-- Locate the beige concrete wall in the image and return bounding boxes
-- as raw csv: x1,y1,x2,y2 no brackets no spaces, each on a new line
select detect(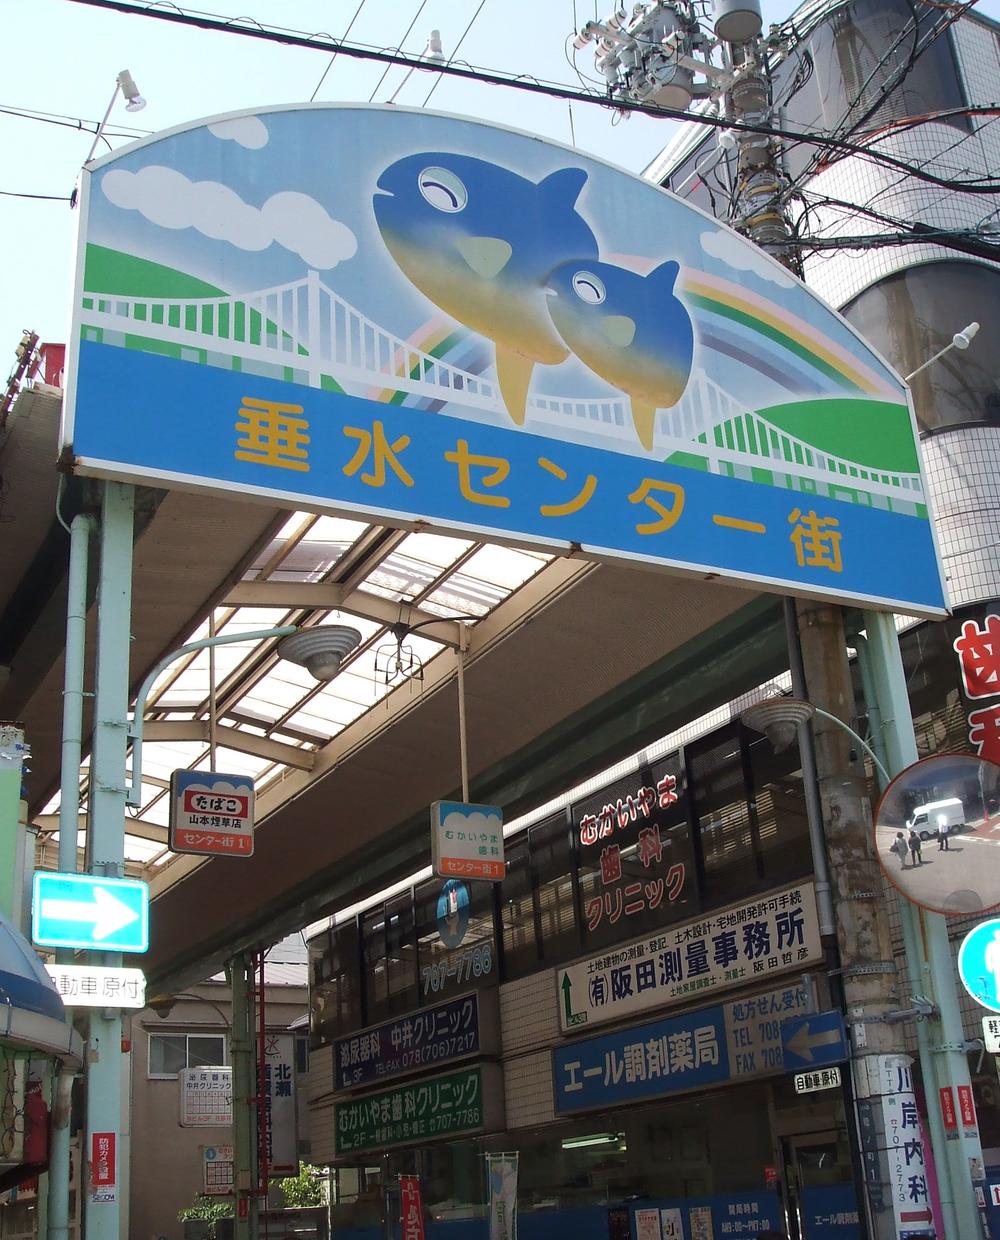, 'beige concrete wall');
127,981,306,1240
